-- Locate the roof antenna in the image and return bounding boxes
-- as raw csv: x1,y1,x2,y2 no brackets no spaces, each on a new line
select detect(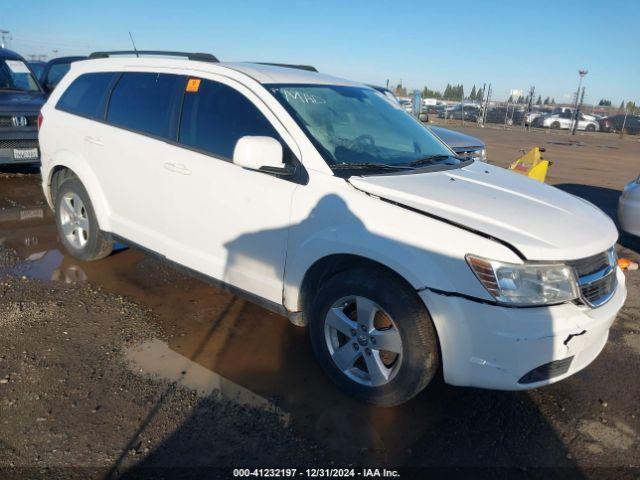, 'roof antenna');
128,31,139,57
